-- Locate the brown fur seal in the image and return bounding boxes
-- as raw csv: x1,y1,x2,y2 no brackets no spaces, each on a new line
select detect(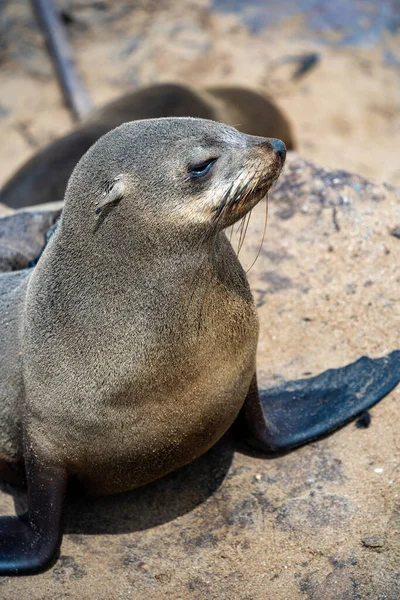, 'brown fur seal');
0,117,398,576
0,83,294,209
